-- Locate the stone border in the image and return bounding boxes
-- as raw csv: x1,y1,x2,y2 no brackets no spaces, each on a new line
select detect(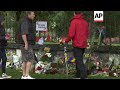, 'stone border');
6,43,120,54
